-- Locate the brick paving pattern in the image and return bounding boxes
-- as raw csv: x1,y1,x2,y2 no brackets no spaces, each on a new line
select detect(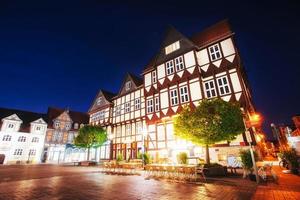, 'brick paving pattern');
0,165,298,200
